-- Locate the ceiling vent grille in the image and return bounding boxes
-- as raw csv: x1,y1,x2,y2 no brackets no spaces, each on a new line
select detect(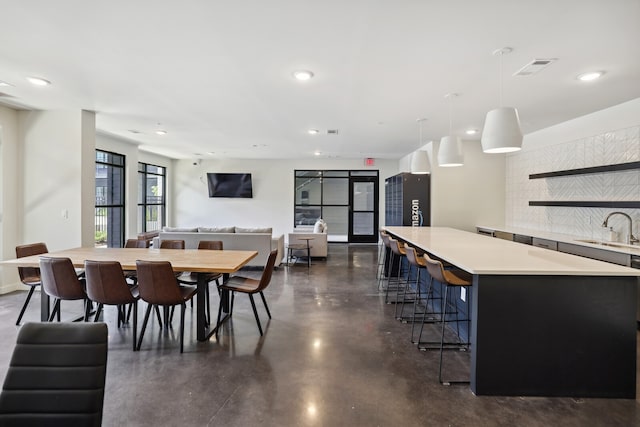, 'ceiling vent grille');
327,129,339,135
513,58,557,76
